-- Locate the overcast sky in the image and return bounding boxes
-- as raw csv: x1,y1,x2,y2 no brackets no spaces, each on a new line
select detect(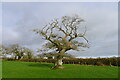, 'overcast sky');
1,2,118,58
